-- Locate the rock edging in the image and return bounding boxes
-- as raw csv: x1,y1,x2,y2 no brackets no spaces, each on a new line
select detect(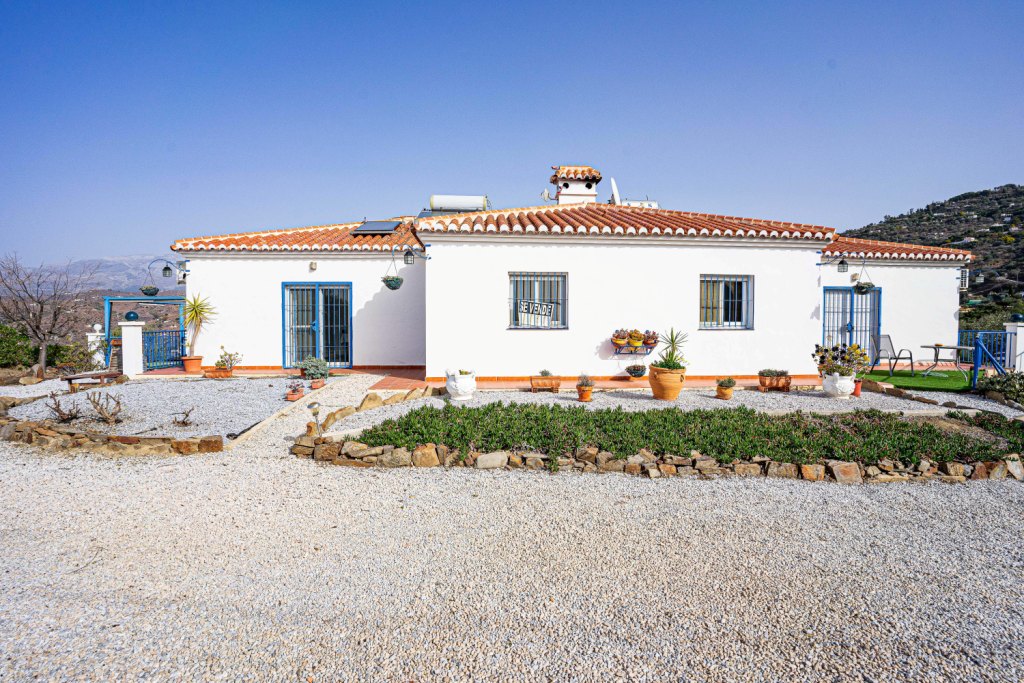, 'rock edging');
0,414,223,456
